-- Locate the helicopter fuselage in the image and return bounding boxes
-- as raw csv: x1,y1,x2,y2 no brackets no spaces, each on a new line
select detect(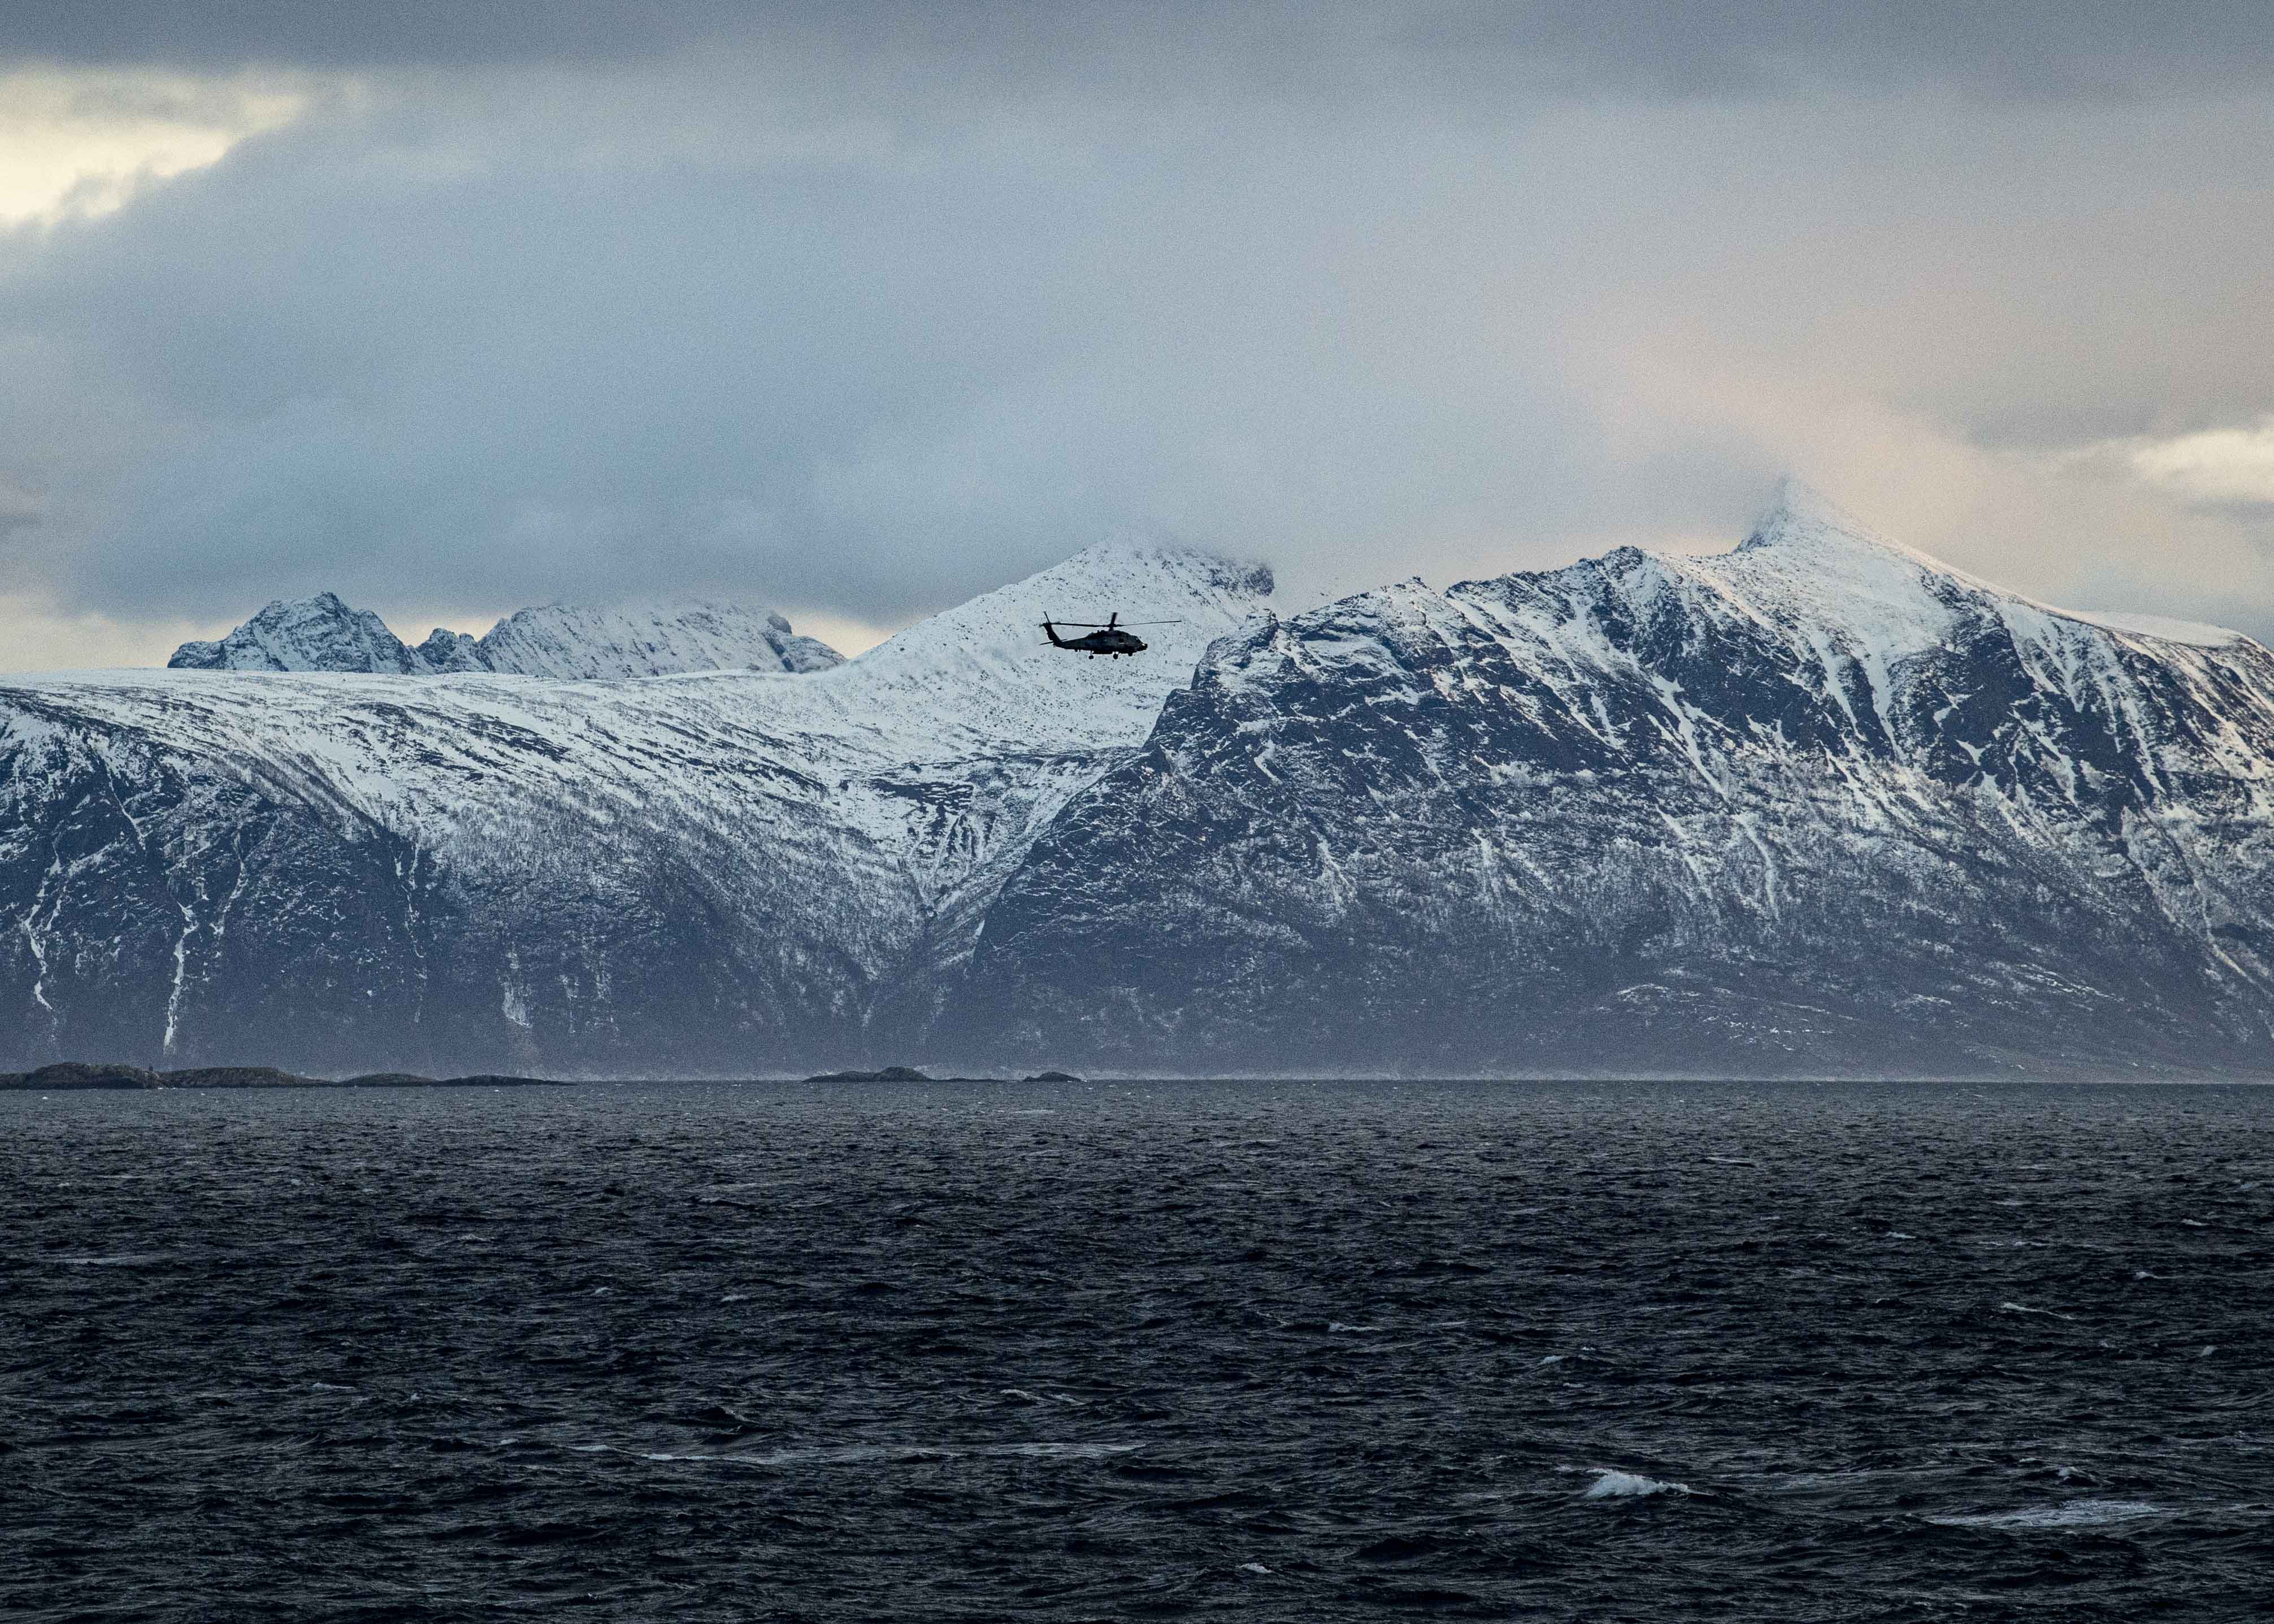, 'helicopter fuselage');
1042,618,1148,657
